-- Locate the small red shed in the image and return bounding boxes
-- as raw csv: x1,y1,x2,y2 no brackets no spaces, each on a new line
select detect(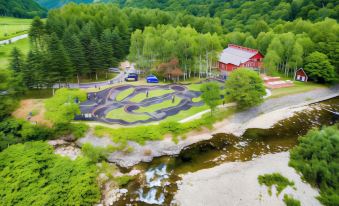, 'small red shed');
295,68,308,82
